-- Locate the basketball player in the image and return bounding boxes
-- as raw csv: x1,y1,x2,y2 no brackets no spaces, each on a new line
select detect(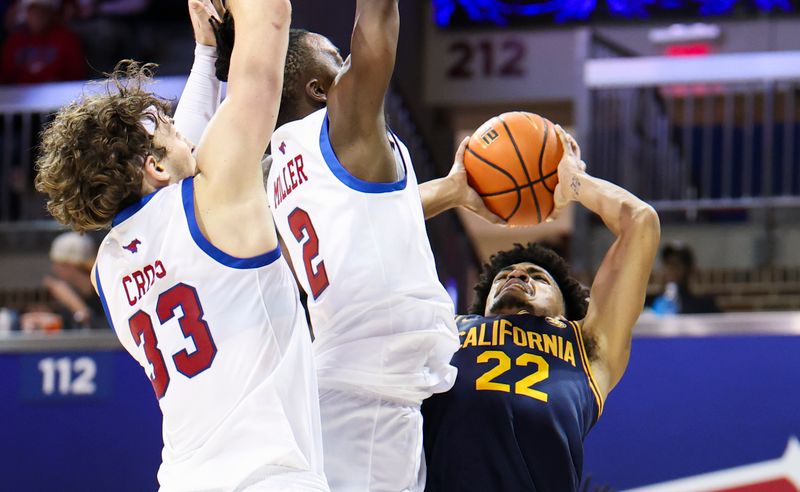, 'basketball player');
205,3,460,490
419,129,661,490
34,0,331,490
